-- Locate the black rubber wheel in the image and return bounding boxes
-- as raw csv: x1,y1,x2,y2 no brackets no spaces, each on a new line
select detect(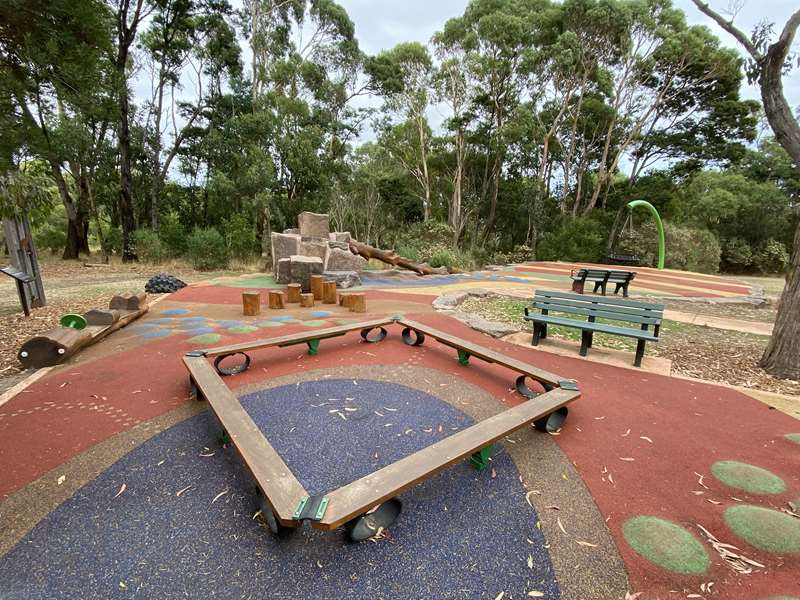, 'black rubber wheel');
213,352,252,376
401,327,425,346
533,407,569,433
256,487,294,537
360,327,388,343
345,498,402,542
